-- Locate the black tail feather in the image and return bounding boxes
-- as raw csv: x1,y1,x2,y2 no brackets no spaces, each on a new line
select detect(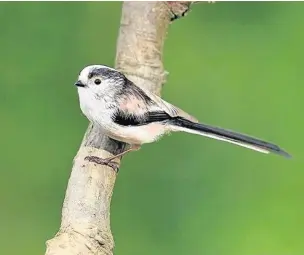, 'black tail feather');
170,117,291,158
